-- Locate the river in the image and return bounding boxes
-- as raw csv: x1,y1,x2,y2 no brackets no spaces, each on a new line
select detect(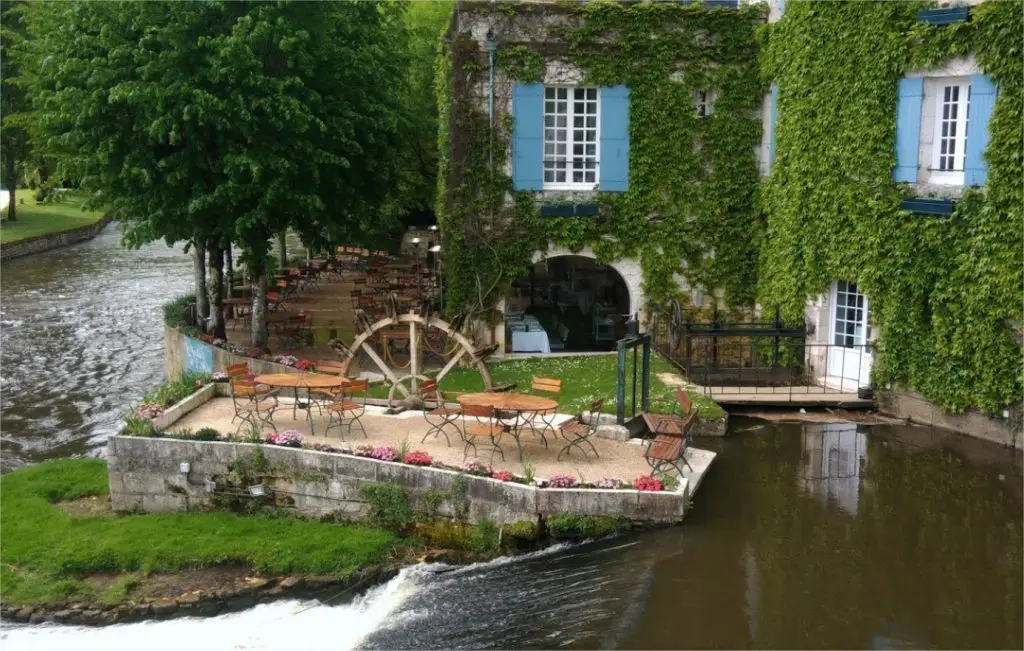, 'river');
1,233,1021,649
